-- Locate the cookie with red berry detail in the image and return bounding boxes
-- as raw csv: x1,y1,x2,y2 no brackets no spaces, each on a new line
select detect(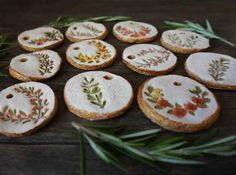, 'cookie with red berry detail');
9,50,62,81
0,82,58,137
137,75,220,133
113,21,158,43
18,27,64,51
